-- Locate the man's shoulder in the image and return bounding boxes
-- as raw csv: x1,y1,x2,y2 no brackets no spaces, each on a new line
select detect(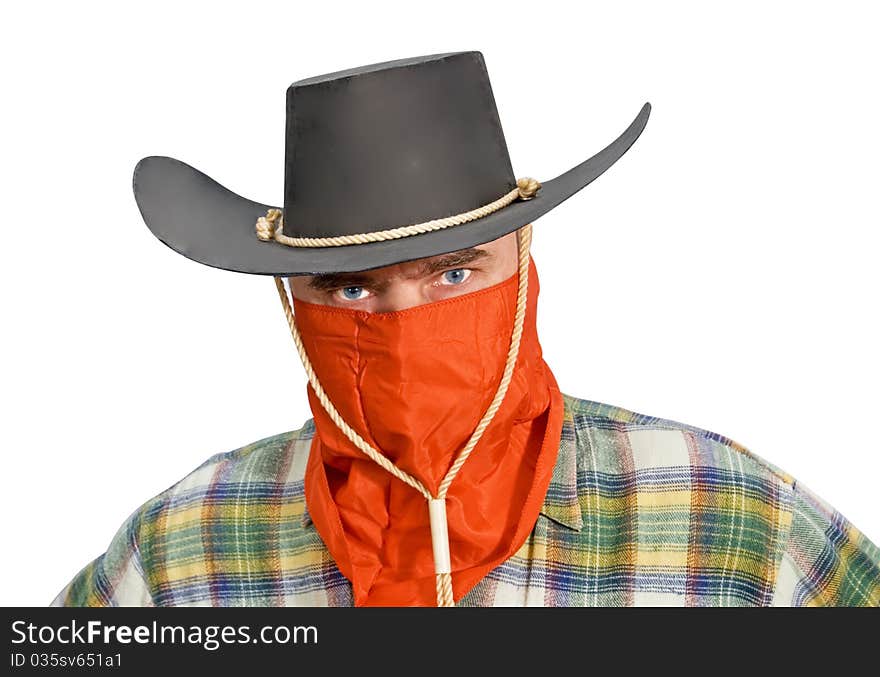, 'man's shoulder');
52,419,328,607
557,392,797,604
554,393,880,606
171,419,316,493
561,391,795,490
132,419,317,528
